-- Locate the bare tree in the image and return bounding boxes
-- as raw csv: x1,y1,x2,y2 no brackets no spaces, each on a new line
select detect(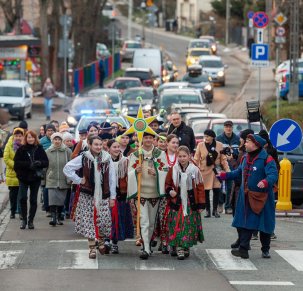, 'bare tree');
0,0,23,32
